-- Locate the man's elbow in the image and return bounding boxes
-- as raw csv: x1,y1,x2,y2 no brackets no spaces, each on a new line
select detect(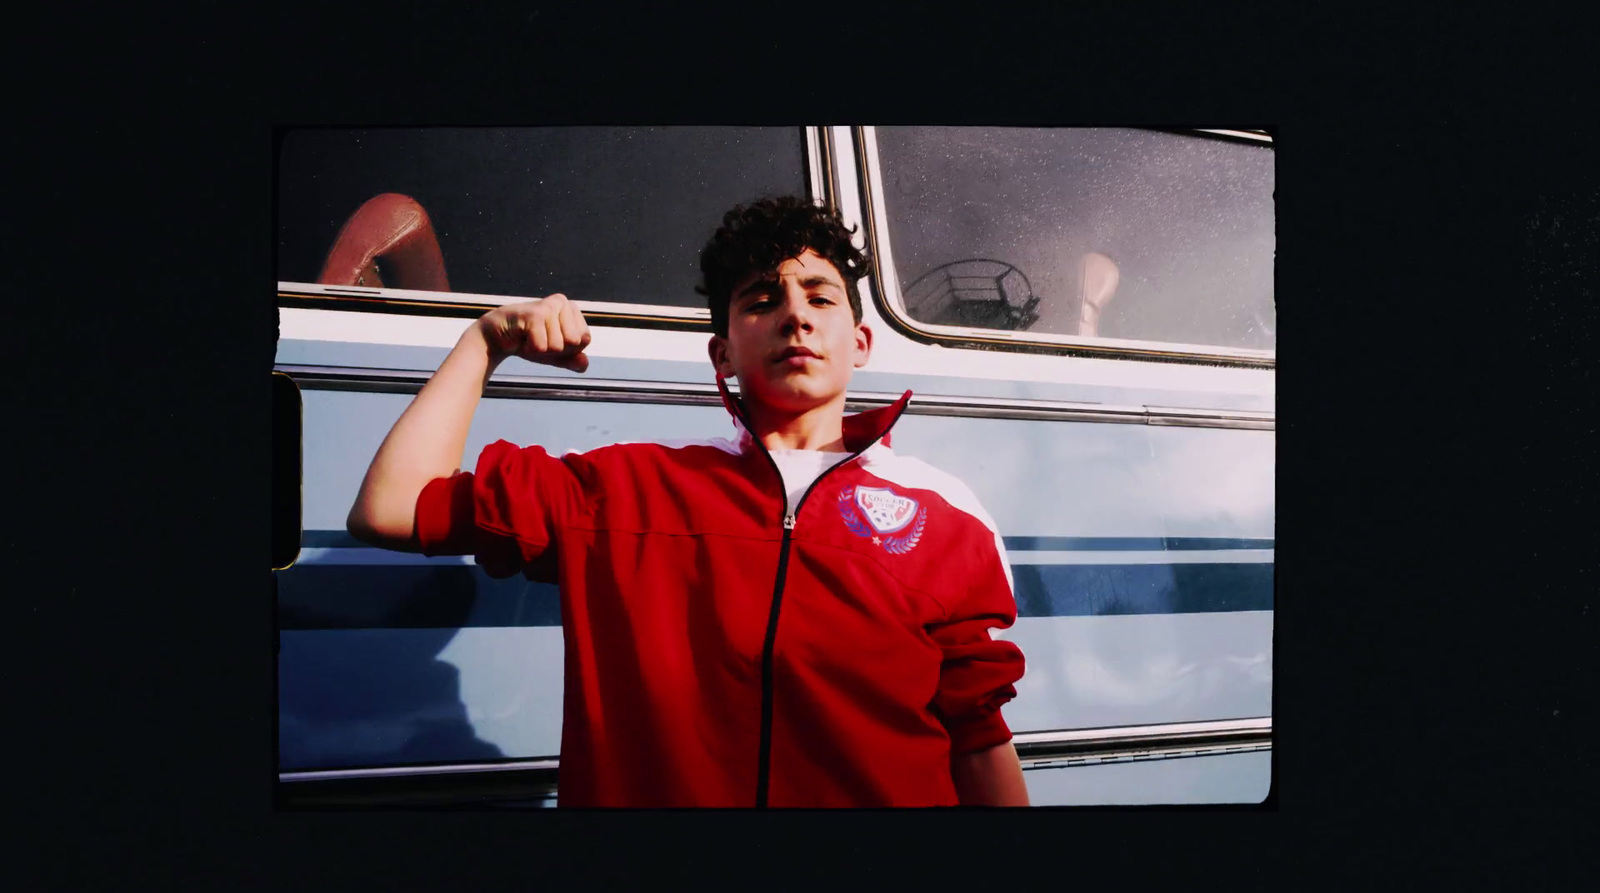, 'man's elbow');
346,510,373,545
346,505,418,552
346,508,382,548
